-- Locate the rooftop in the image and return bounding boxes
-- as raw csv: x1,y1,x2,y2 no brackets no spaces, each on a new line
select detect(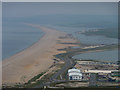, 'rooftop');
69,72,82,76
68,68,81,73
